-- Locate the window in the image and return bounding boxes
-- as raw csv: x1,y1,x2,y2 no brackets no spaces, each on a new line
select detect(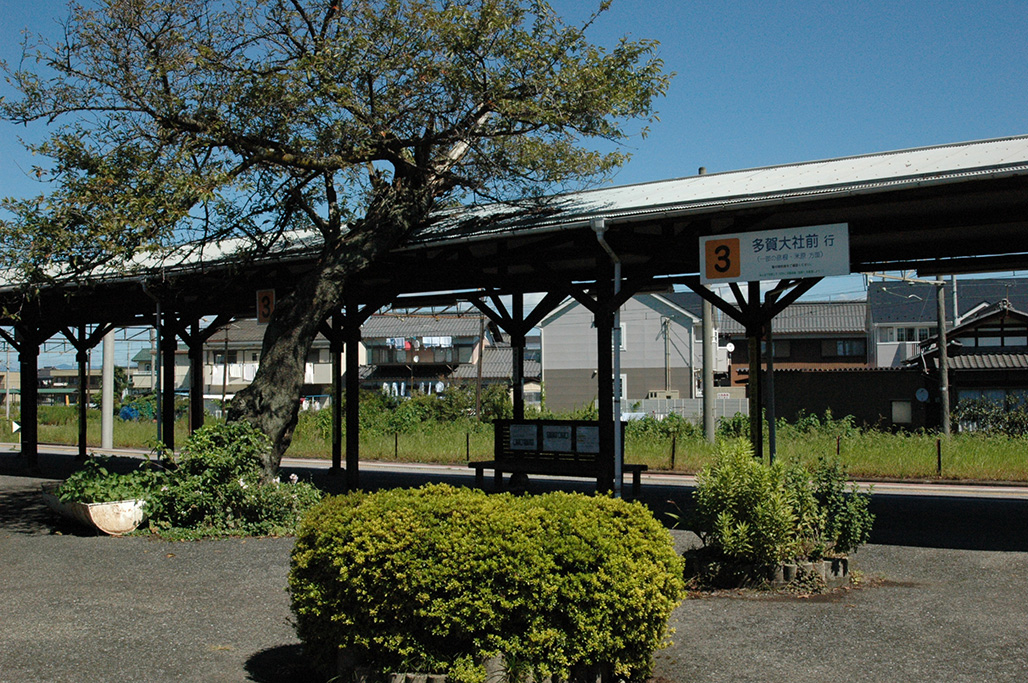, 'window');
822,339,866,358
760,340,790,358
613,323,627,351
891,400,912,424
214,350,237,364
880,326,929,343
